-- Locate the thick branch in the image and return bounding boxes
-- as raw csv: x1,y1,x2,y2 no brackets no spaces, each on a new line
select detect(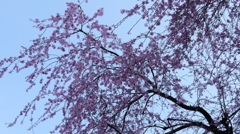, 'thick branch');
165,122,209,134
166,118,214,133
147,90,218,132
